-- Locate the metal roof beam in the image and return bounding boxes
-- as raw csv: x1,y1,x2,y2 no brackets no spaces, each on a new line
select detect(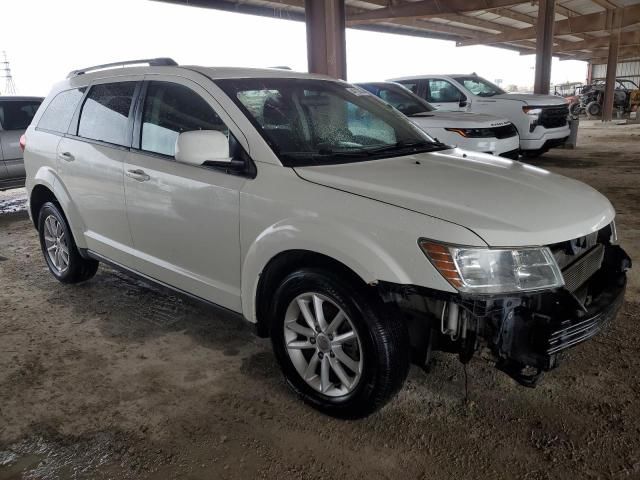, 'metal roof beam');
346,0,526,24
555,31,640,52
590,0,622,10
563,44,640,61
457,4,640,46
